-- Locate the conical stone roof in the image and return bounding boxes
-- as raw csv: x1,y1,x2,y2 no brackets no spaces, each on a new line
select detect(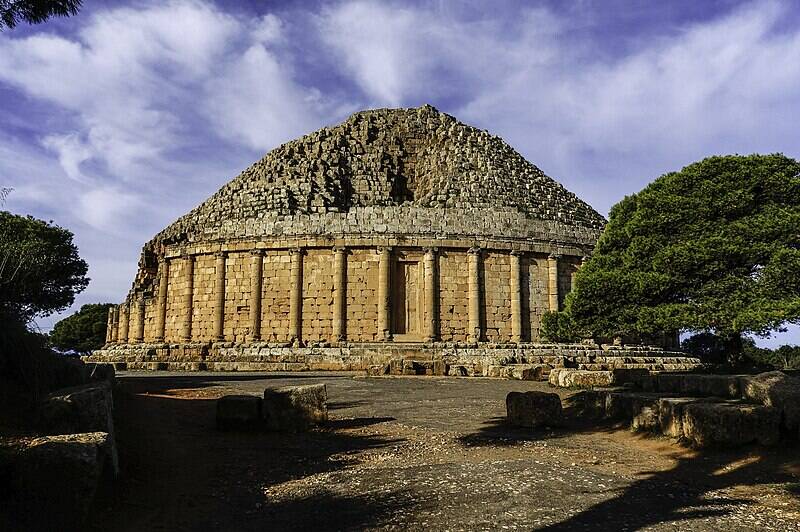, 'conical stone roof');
150,105,604,253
